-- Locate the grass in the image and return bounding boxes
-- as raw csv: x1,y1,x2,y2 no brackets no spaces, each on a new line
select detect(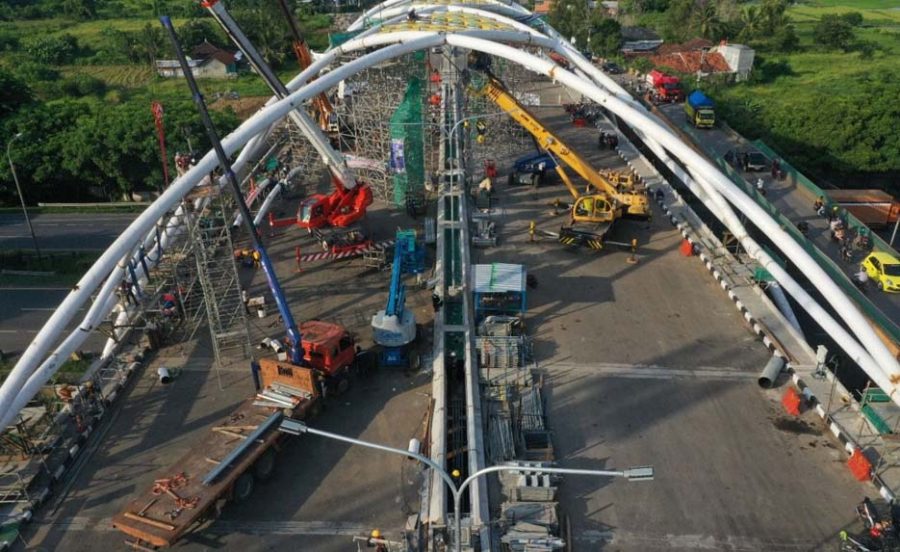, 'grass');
0,250,100,287
795,0,900,9
703,2,900,187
